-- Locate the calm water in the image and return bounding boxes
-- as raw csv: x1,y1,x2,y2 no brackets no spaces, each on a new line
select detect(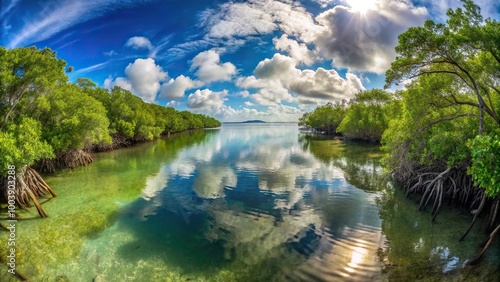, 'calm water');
1,124,499,281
